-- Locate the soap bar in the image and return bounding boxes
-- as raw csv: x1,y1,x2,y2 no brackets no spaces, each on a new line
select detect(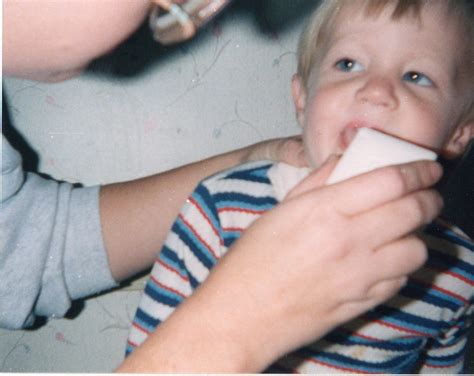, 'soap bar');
326,128,437,185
